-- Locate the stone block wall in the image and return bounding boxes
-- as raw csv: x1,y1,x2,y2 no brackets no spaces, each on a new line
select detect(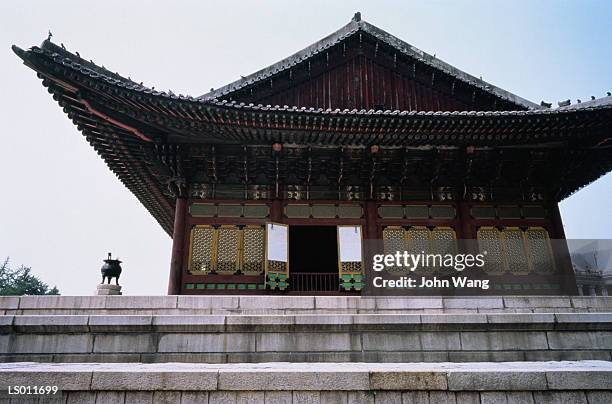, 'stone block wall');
0,362,611,403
